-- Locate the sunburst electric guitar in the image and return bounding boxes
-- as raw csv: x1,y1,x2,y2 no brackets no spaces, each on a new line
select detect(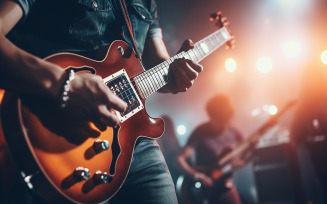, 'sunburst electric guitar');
0,17,233,203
